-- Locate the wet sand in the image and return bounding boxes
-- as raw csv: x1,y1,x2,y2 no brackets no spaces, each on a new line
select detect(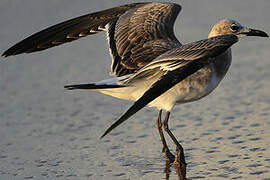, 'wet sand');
0,0,270,179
